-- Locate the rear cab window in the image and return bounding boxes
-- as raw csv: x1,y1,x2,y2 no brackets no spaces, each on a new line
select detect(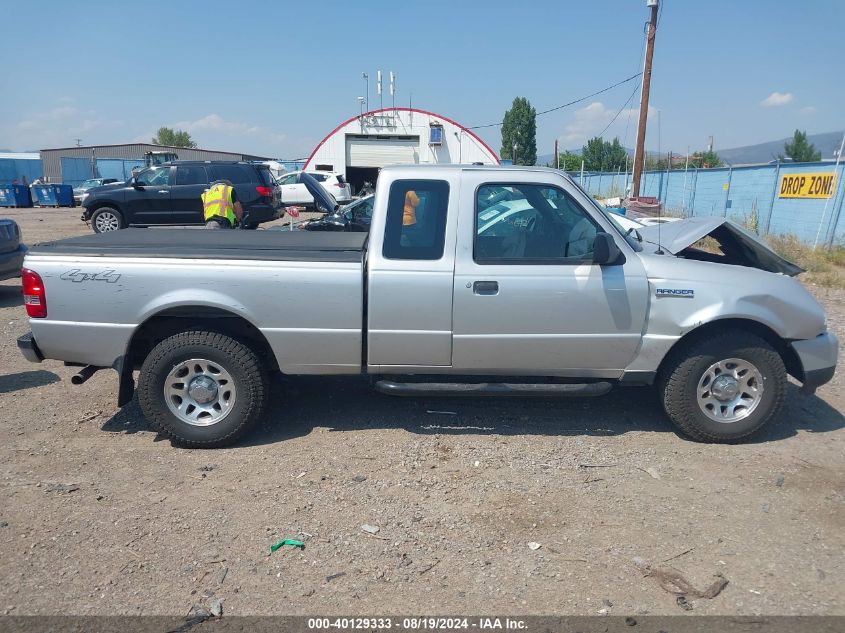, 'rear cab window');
383,179,450,260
